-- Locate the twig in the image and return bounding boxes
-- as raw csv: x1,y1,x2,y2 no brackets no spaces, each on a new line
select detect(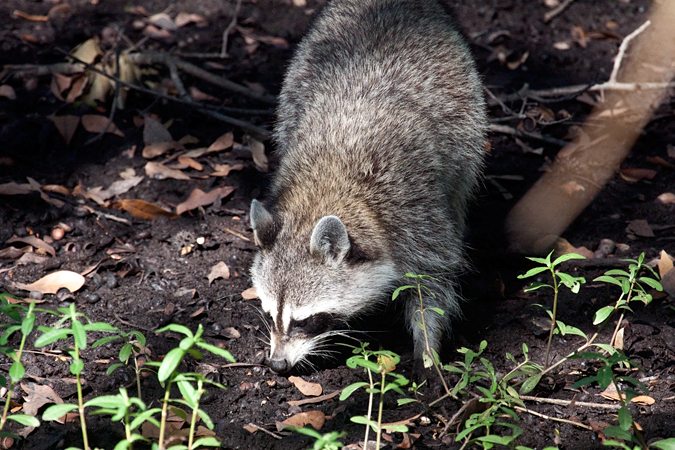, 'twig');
521,395,621,410
221,0,243,58
514,406,592,430
223,227,251,242
608,20,651,84
287,390,342,407
246,423,282,439
544,0,575,23
488,123,569,147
